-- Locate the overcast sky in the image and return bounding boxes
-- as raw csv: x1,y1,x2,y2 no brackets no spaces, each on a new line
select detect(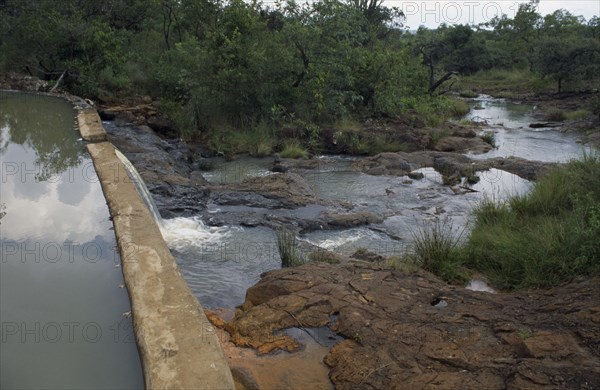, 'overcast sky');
392,1,600,29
